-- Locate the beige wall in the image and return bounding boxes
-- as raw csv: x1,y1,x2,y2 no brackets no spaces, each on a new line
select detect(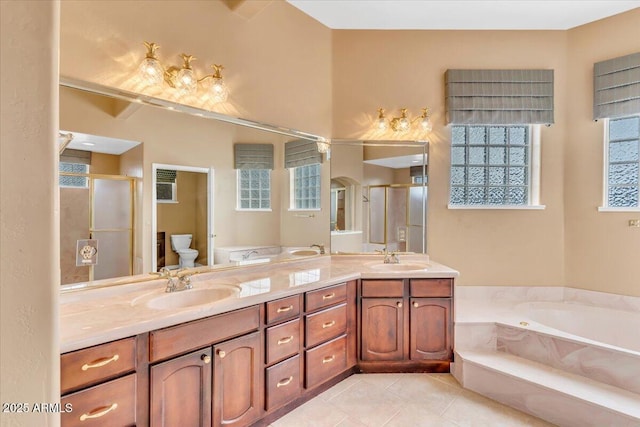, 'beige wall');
564,10,640,296
120,143,144,273
91,152,120,174
333,29,569,287
0,1,60,425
